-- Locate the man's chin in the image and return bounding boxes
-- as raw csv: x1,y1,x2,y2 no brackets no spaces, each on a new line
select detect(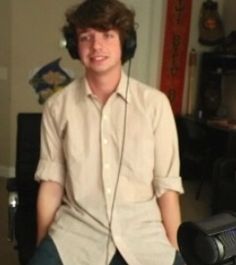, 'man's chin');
87,64,121,76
